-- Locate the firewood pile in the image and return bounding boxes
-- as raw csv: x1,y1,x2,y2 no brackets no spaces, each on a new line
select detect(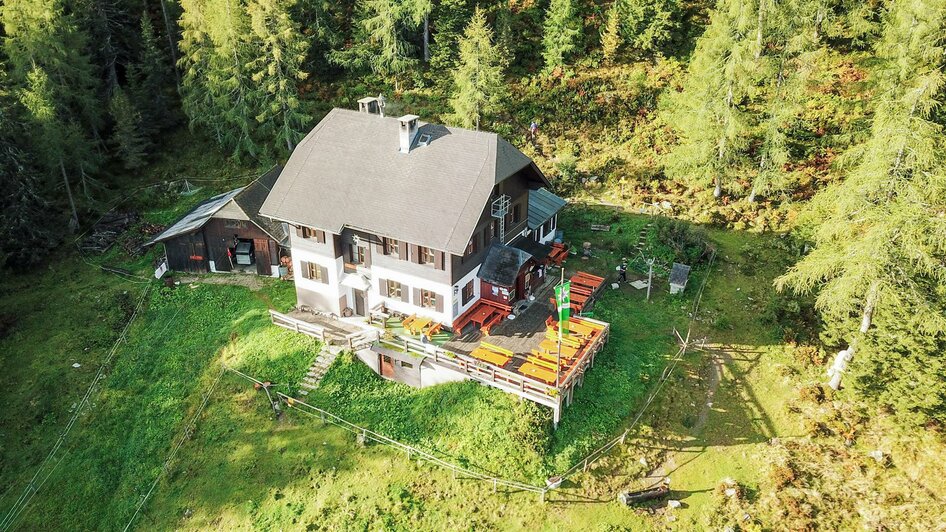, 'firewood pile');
80,212,140,253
